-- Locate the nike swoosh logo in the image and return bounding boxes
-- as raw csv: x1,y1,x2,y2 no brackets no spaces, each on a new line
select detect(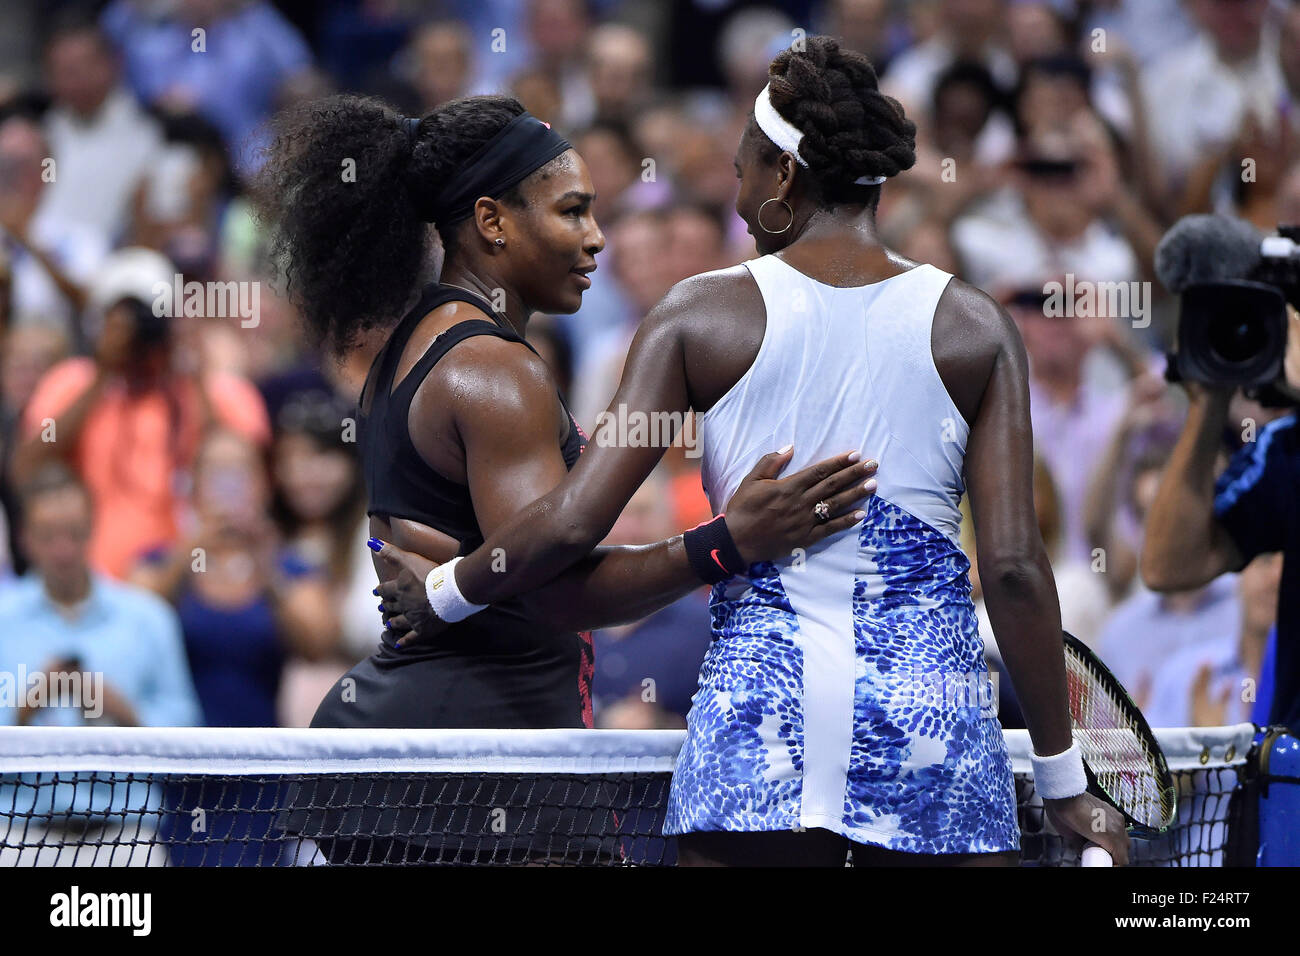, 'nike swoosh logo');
710,549,727,572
